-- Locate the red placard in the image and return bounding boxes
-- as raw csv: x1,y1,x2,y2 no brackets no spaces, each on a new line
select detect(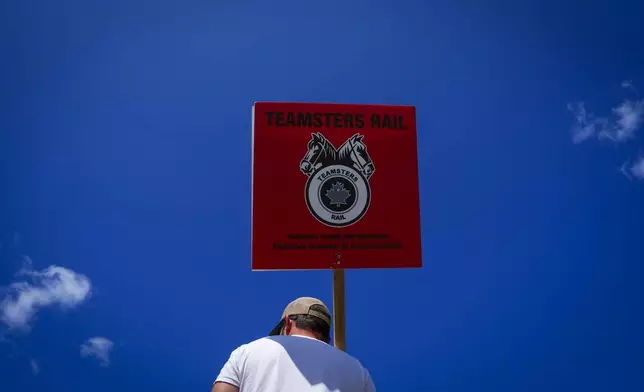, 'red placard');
251,102,422,270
